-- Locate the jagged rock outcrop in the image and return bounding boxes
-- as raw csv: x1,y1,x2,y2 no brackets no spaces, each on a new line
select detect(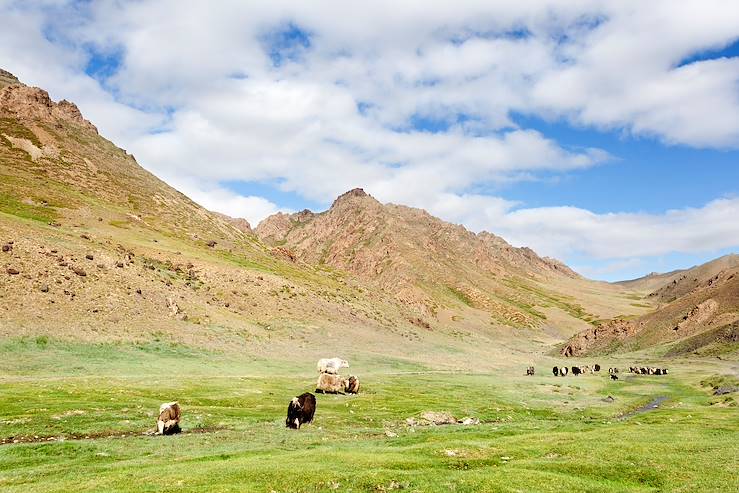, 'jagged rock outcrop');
561,319,638,356
212,212,252,234
0,69,20,88
0,77,97,133
255,208,315,244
